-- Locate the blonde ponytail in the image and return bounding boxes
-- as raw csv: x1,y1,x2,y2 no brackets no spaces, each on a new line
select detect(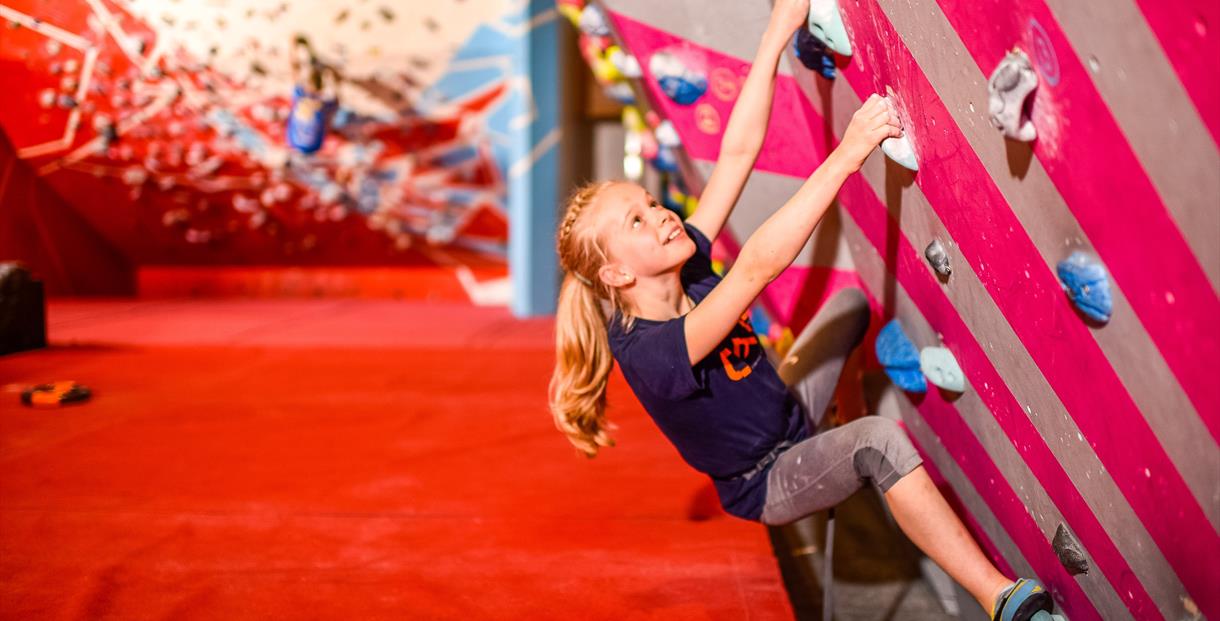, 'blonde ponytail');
549,180,627,457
